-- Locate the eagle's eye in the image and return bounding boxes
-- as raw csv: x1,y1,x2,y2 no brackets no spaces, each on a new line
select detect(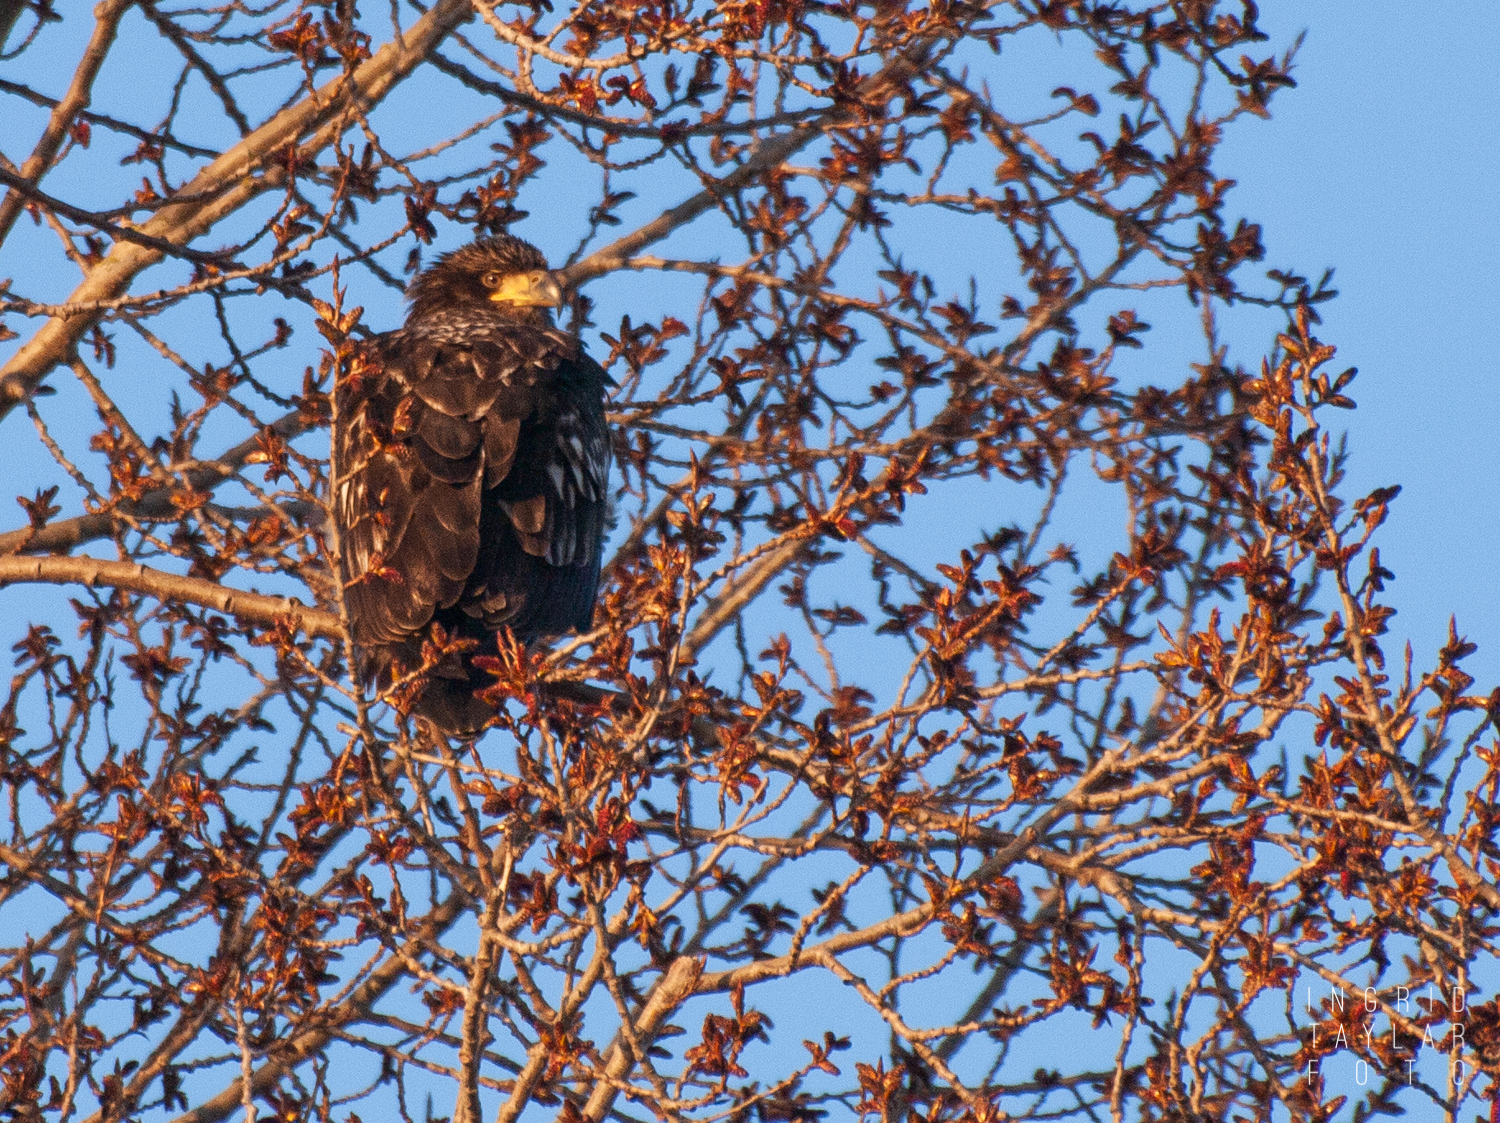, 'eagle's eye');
481,270,501,288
